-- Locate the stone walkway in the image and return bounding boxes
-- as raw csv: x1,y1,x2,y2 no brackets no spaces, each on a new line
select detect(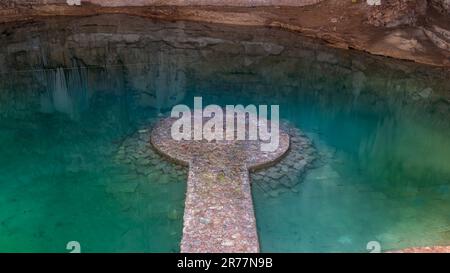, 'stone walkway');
151,117,290,252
